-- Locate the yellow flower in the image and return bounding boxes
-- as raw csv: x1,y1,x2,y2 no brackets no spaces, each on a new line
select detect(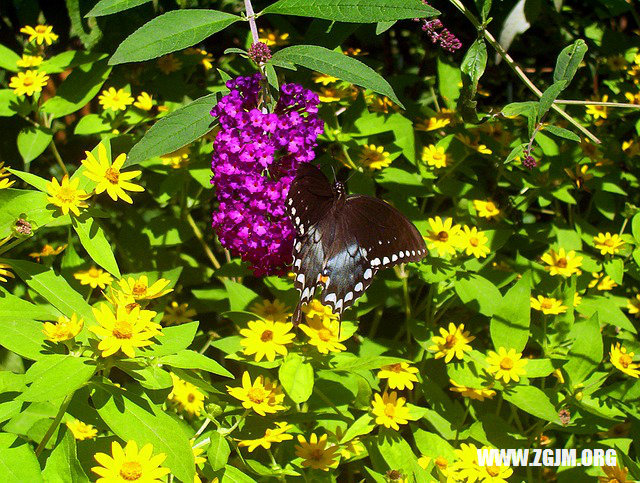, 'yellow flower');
586,95,608,119
450,443,485,482
429,322,475,363
190,439,206,465
20,25,58,45
610,343,640,378
421,144,448,168
367,95,398,114
89,303,159,358
226,372,286,416
622,139,640,157
486,347,528,383
9,70,49,96
449,379,496,401
294,433,339,471
330,427,365,459
258,28,289,47
66,419,97,440
0,162,14,189
42,313,83,342
317,86,355,103
16,54,43,68
425,216,461,256
46,175,91,216
157,54,182,74
168,373,206,416
118,275,172,300
473,199,500,219
598,463,632,483
415,112,453,131
627,294,640,317
312,72,340,85
458,134,492,154
0,178,15,190
161,146,190,169
299,316,348,354
625,91,640,105
530,295,568,315
589,272,618,291
92,440,170,482
541,248,583,277
162,301,196,325
574,292,582,307
74,266,113,289
82,143,144,203
457,225,490,258
371,391,410,431
250,299,291,322
238,422,293,452
0,263,15,283
240,319,295,362
359,144,392,170
593,232,625,255
302,299,337,325
98,87,134,111
185,48,214,70
133,92,154,111
28,244,66,261
377,362,419,390
477,460,514,482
